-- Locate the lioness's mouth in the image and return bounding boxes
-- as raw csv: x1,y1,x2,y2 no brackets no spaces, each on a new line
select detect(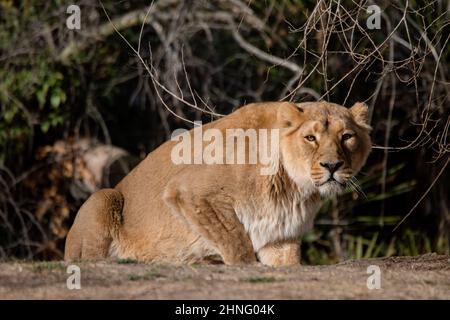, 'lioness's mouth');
318,177,346,187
